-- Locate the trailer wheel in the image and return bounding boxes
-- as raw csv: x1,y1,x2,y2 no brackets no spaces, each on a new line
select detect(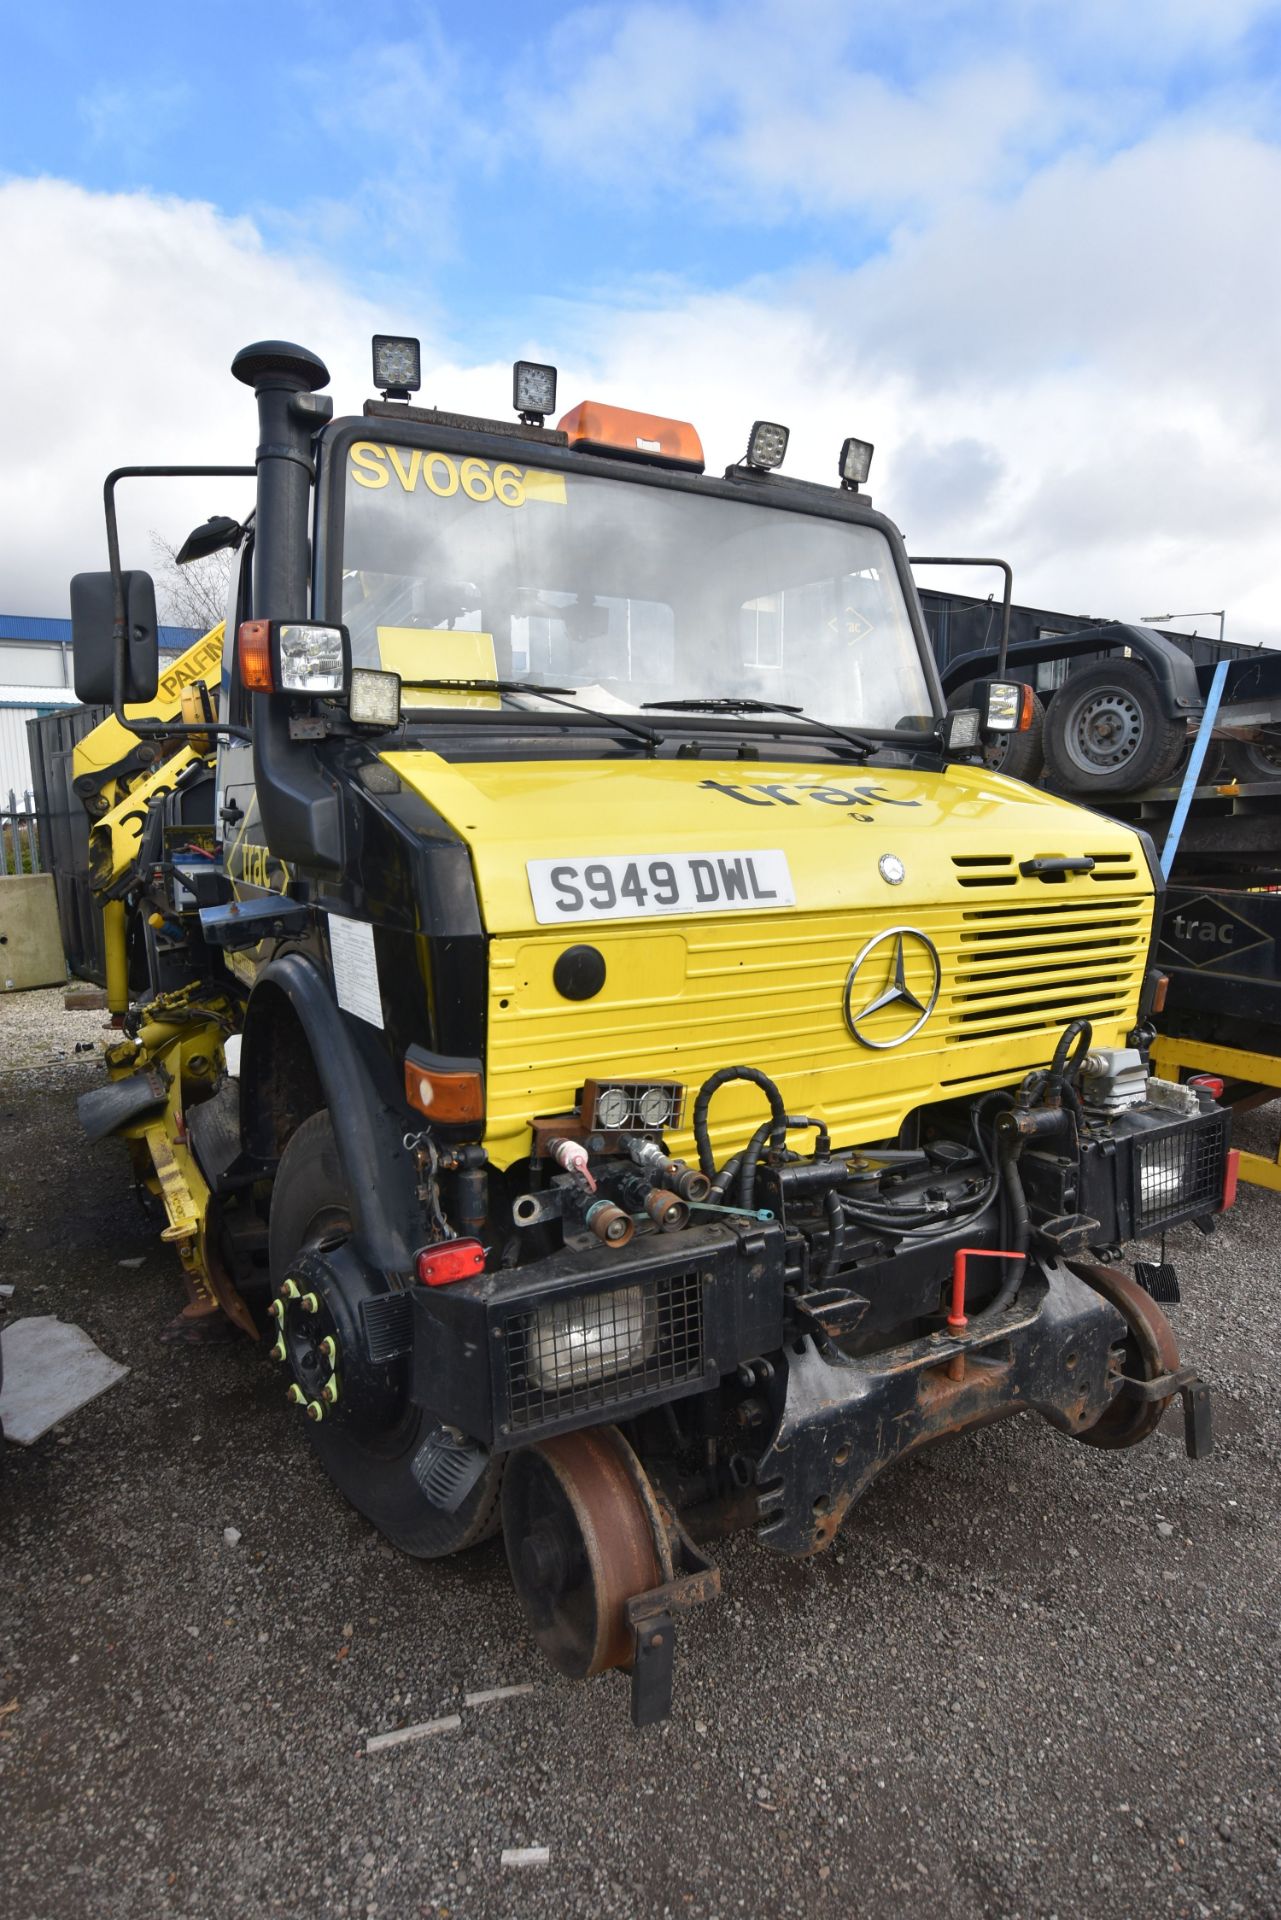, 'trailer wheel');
1224,736,1281,784
1043,661,1186,794
268,1110,503,1557
952,681,1045,783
